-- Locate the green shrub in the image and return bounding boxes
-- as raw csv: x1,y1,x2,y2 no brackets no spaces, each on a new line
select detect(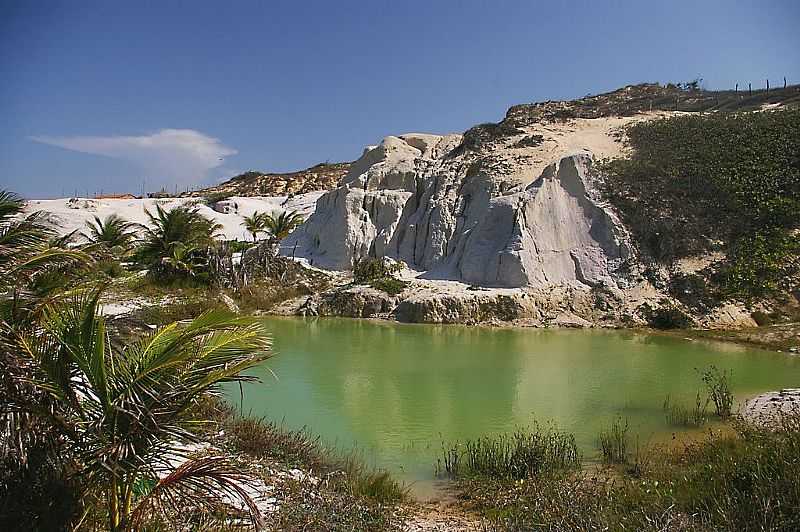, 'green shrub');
352,257,401,284
202,192,232,205
137,296,222,325
640,301,693,329
353,258,408,295
598,417,629,464
369,277,409,295
94,258,126,278
338,458,408,504
668,272,719,312
700,366,734,418
223,239,255,254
